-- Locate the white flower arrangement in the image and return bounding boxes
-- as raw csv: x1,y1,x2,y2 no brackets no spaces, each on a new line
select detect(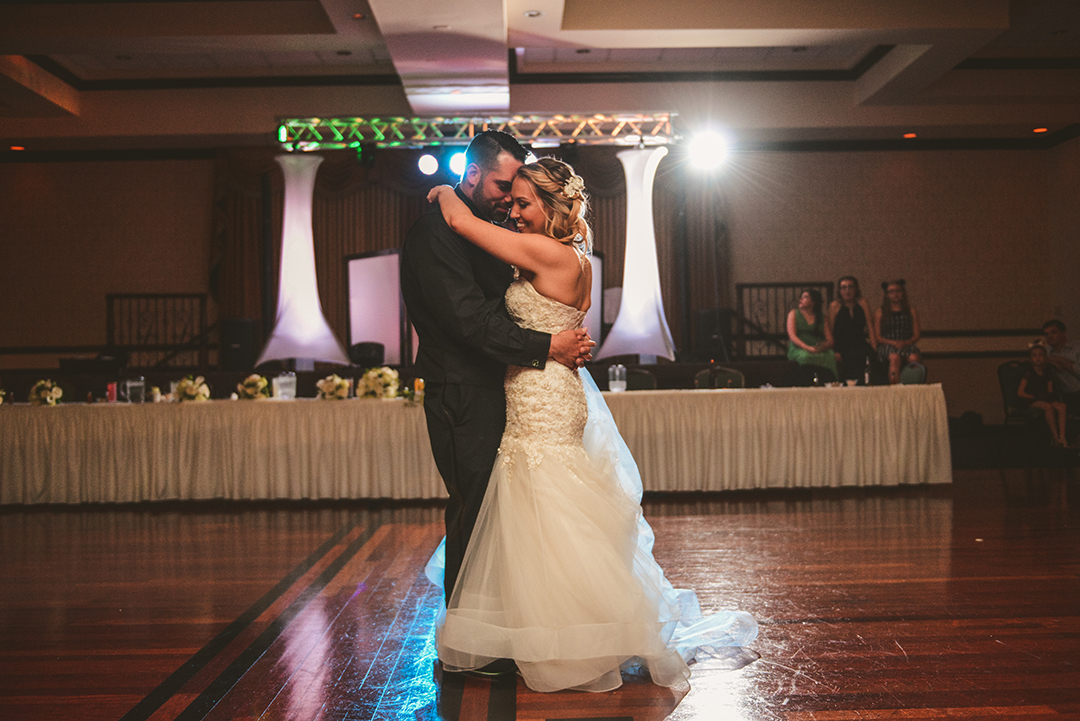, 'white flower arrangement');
316,374,351,400
30,379,63,406
358,366,399,399
175,375,211,402
235,374,270,400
